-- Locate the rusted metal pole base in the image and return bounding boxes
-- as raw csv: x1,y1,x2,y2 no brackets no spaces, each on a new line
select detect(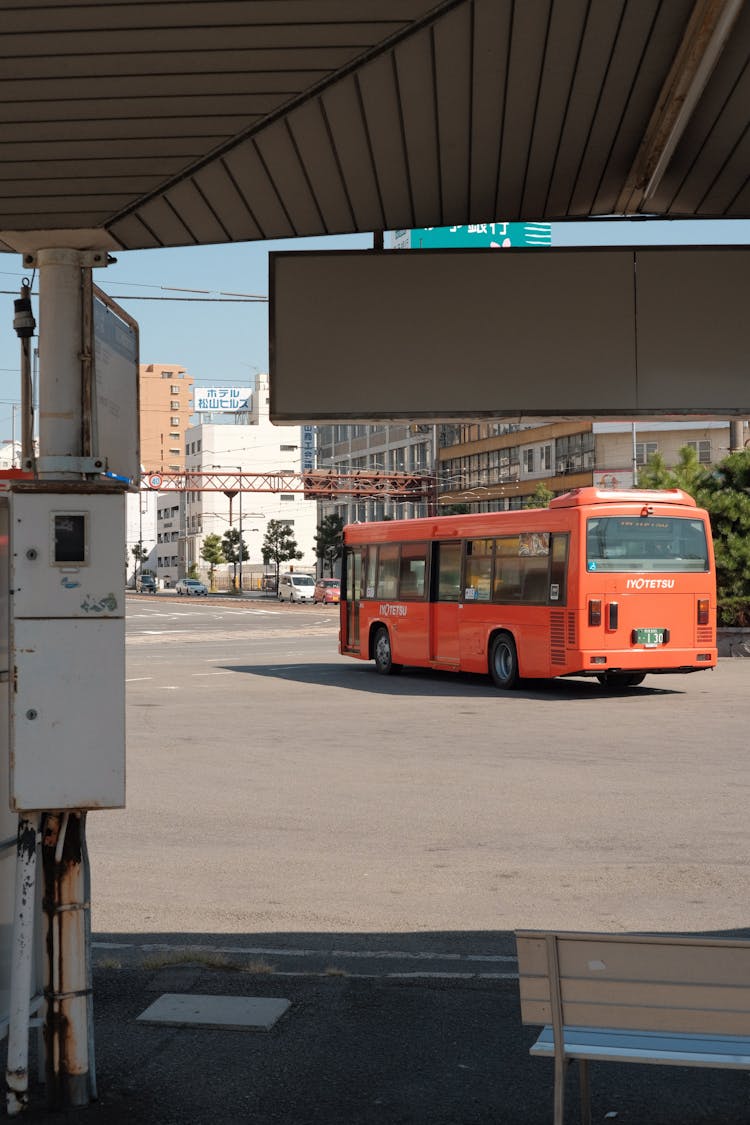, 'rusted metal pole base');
42,812,93,1110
